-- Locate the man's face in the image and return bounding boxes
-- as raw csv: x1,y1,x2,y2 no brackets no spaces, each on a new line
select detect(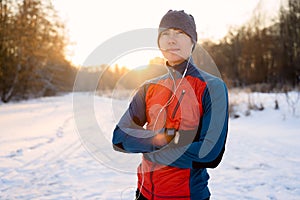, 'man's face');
158,28,194,66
